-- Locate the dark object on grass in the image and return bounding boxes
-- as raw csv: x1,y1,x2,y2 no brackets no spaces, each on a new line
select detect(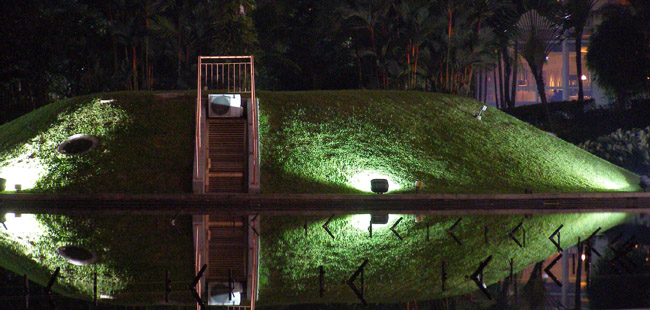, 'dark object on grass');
370,179,388,194
640,175,650,192
58,134,99,156
0,178,5,191
57,245,97,265
370,214,388,225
